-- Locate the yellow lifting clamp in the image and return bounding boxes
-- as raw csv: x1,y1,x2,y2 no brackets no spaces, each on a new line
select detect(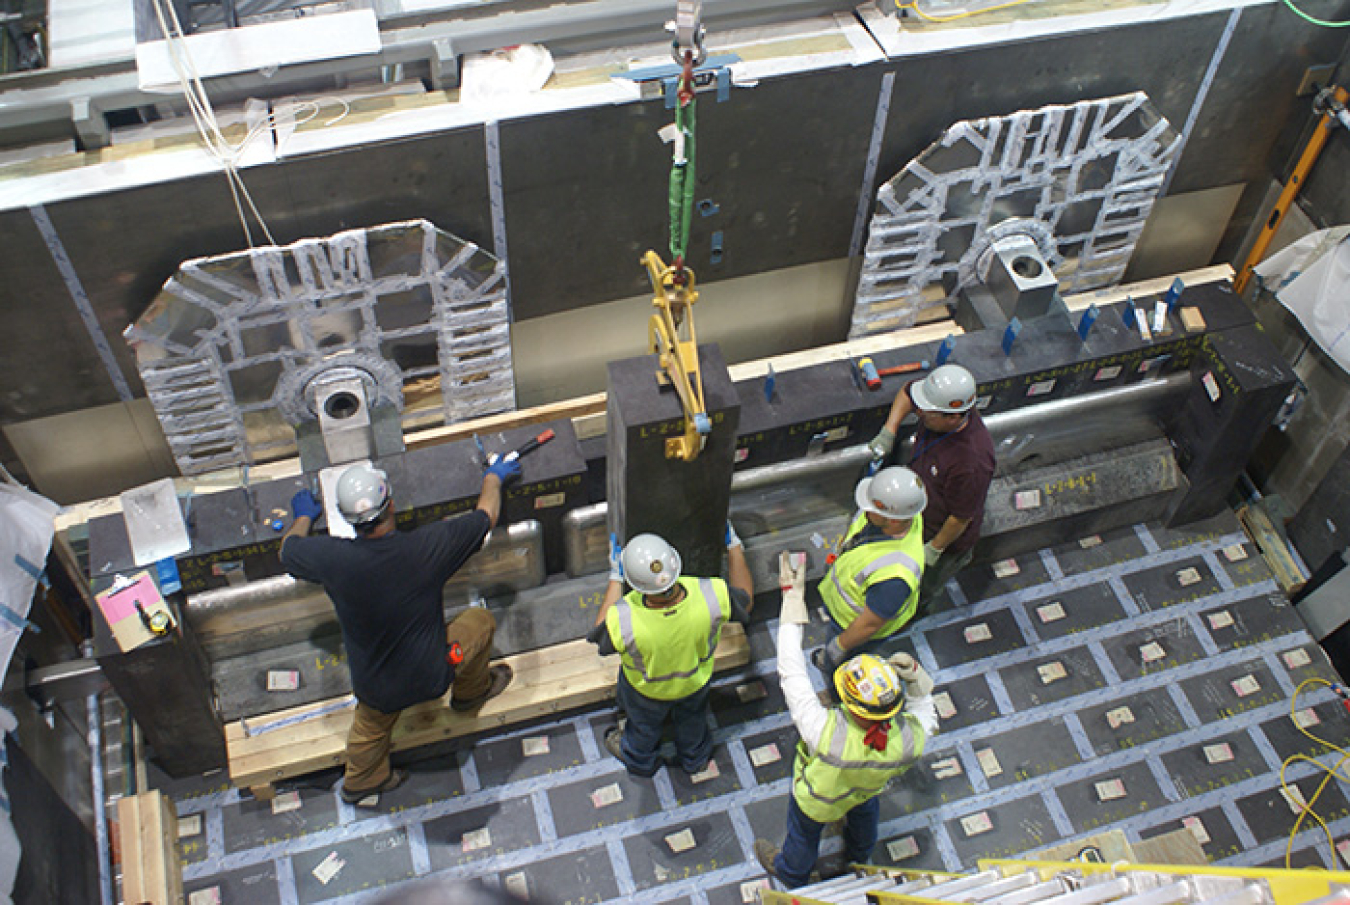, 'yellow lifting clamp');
643,249,711,461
